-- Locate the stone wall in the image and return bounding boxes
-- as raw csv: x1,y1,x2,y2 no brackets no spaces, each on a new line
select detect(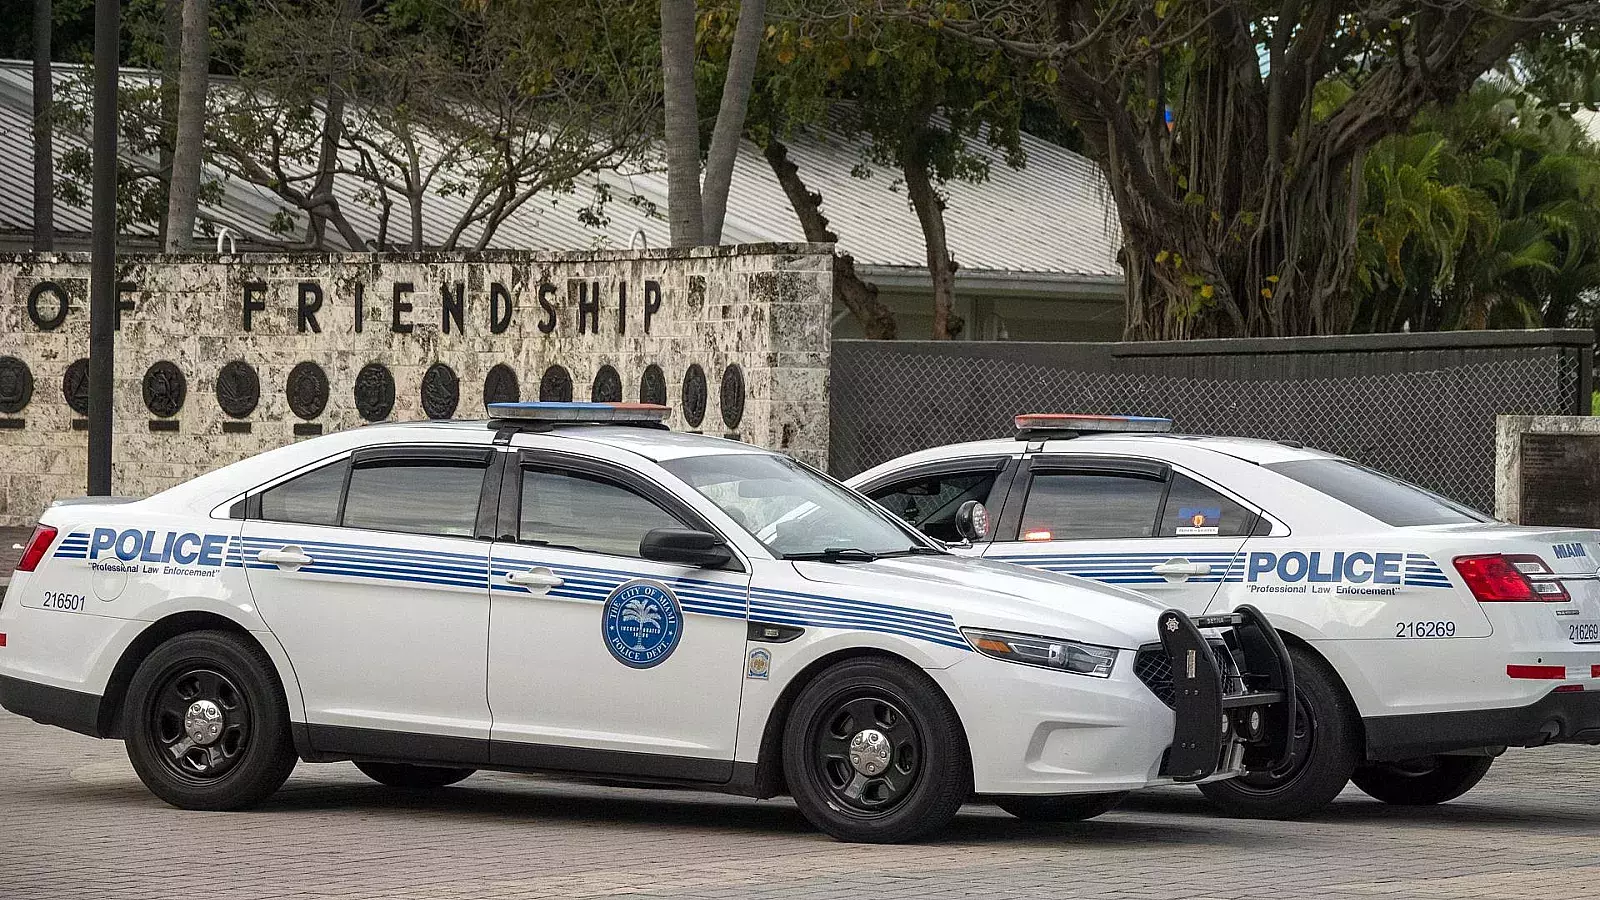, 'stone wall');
0,244,833,526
